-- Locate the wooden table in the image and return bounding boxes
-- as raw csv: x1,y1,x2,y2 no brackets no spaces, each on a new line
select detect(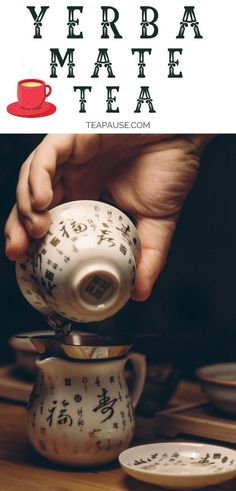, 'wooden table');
0,381,236,491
